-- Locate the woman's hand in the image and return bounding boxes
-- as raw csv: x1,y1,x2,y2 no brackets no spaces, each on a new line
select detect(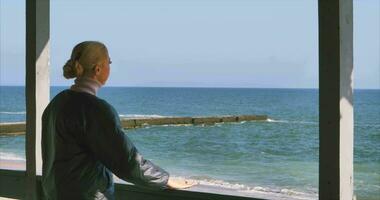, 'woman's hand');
167,177,198,189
